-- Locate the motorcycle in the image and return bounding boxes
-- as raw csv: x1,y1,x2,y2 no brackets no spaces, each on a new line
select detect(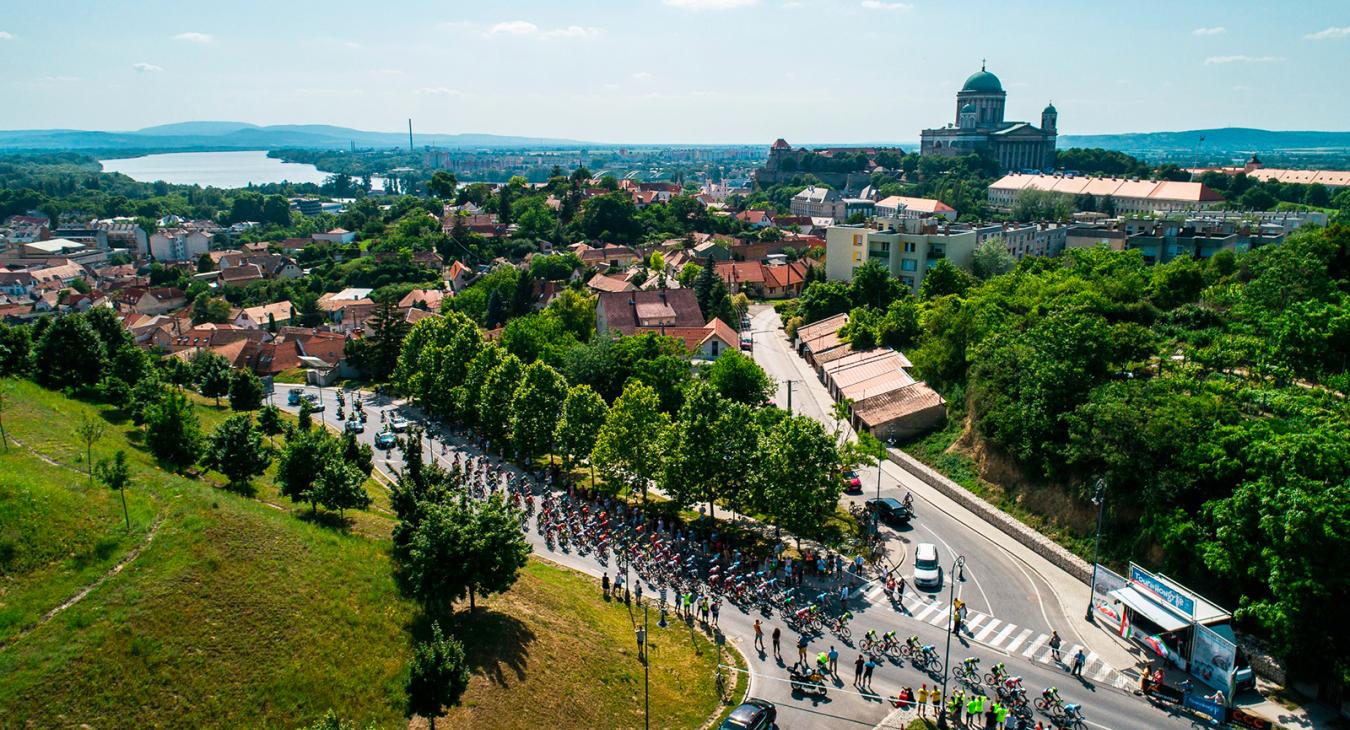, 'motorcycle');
788,667,828,697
